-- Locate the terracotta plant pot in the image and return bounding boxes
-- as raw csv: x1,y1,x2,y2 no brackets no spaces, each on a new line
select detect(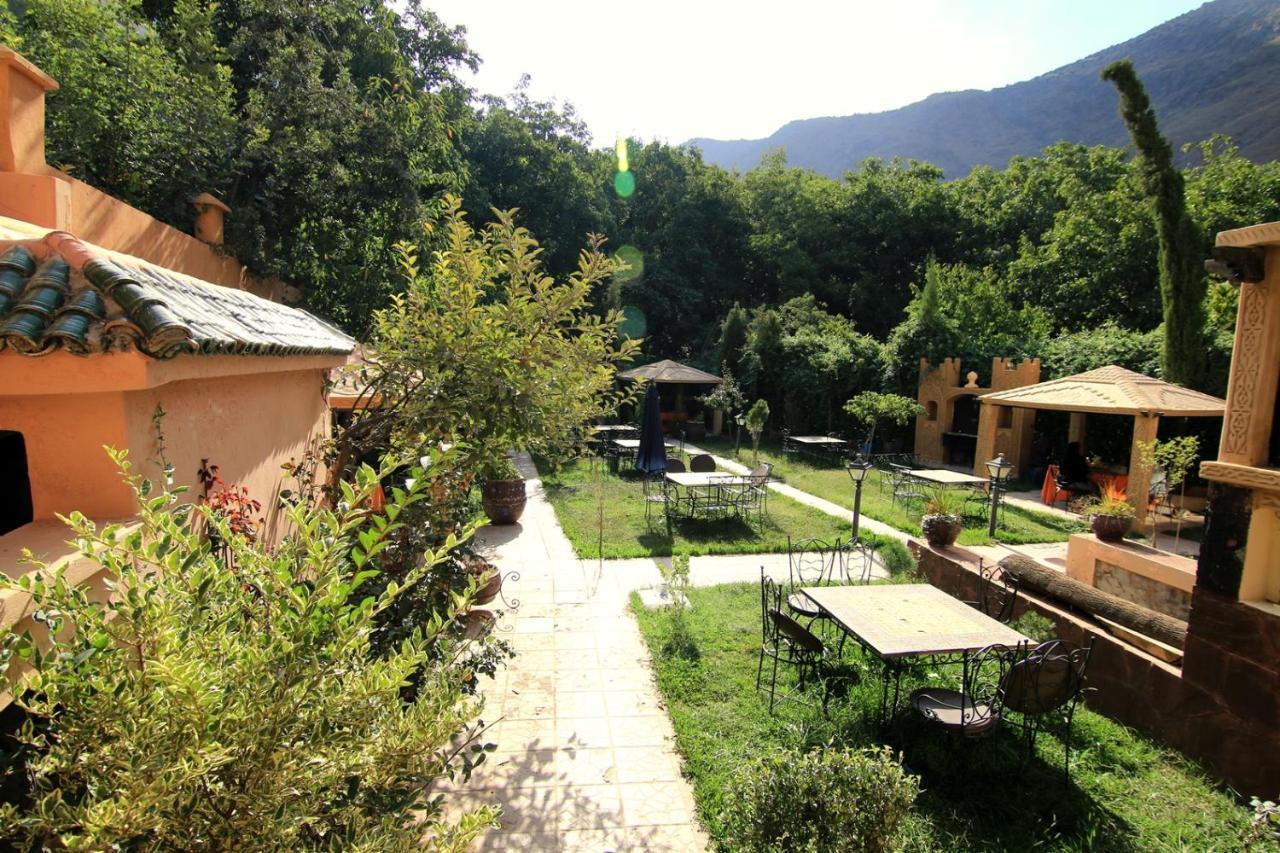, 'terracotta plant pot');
1091,514,1131,543
467,558,502,605
461,609,495,641
481,478,526,525
922,513,963,549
